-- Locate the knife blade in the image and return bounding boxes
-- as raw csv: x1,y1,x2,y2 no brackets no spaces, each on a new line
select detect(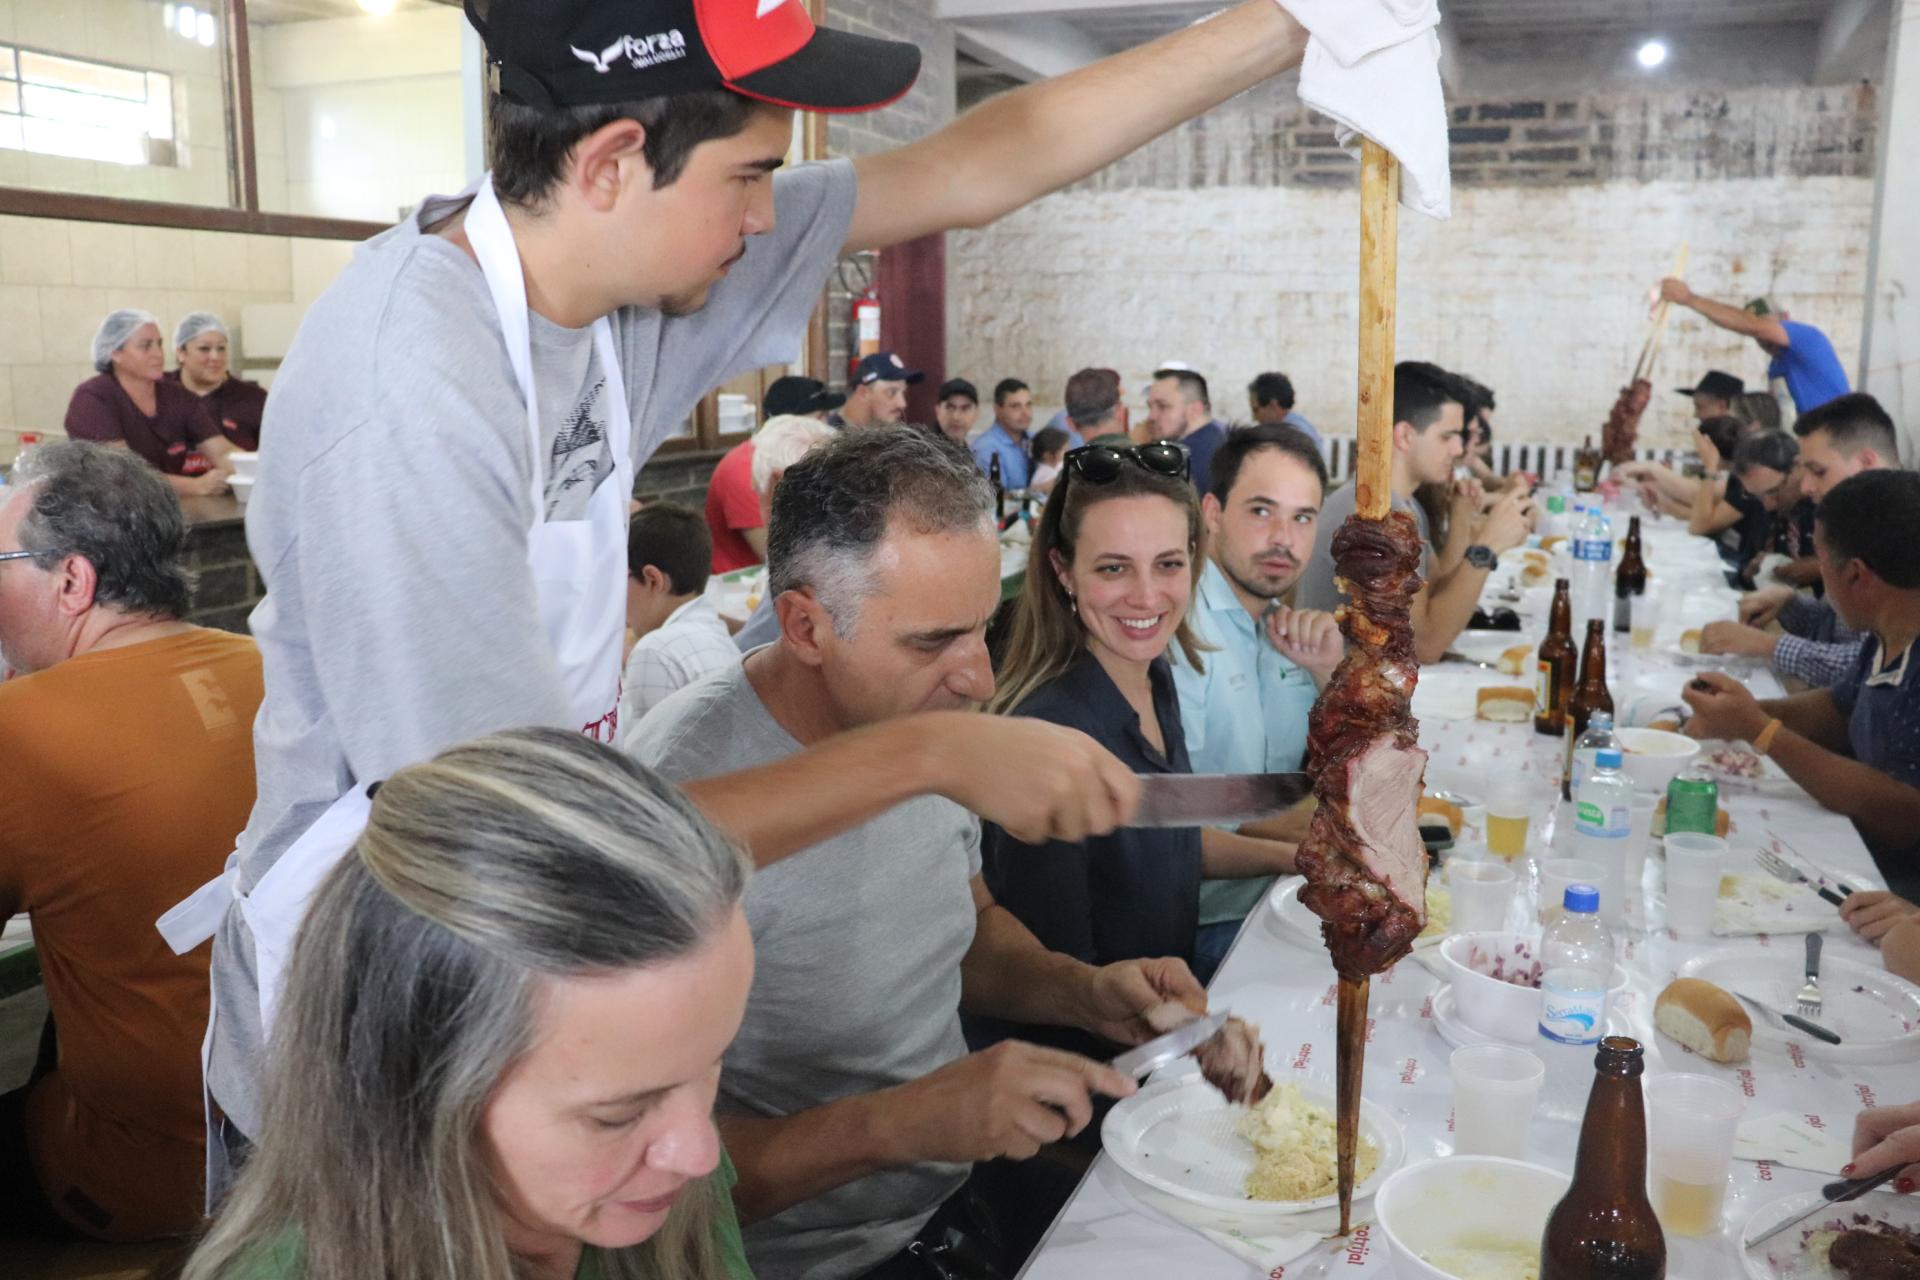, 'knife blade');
1131,773,1313,828
1109,1009,1230,1080
1746,1167,1902,1250
1728,988,1842,1046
